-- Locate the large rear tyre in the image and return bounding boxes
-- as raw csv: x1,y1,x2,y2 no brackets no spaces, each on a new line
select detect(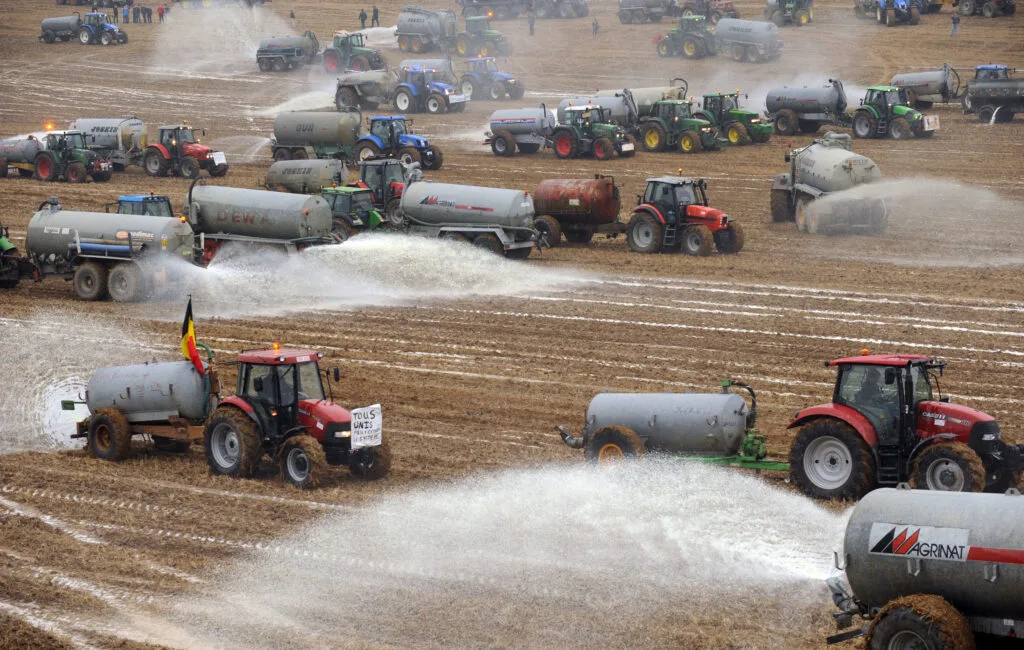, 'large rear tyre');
713,222,744,254
853,111,876,138
681,225,714,256
143,149,170,176
280,435,327,489
34,152,58,182
770,188,793,222
551,129,578,159
204,409,263,478
349,440,391,480
789,419,876,500
910,442,985,492
626,212,663,253
866,595,976,650
107,262,147,303
533,215,562,247
73,261,108,301
88,408,133,461
584,425,646,464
